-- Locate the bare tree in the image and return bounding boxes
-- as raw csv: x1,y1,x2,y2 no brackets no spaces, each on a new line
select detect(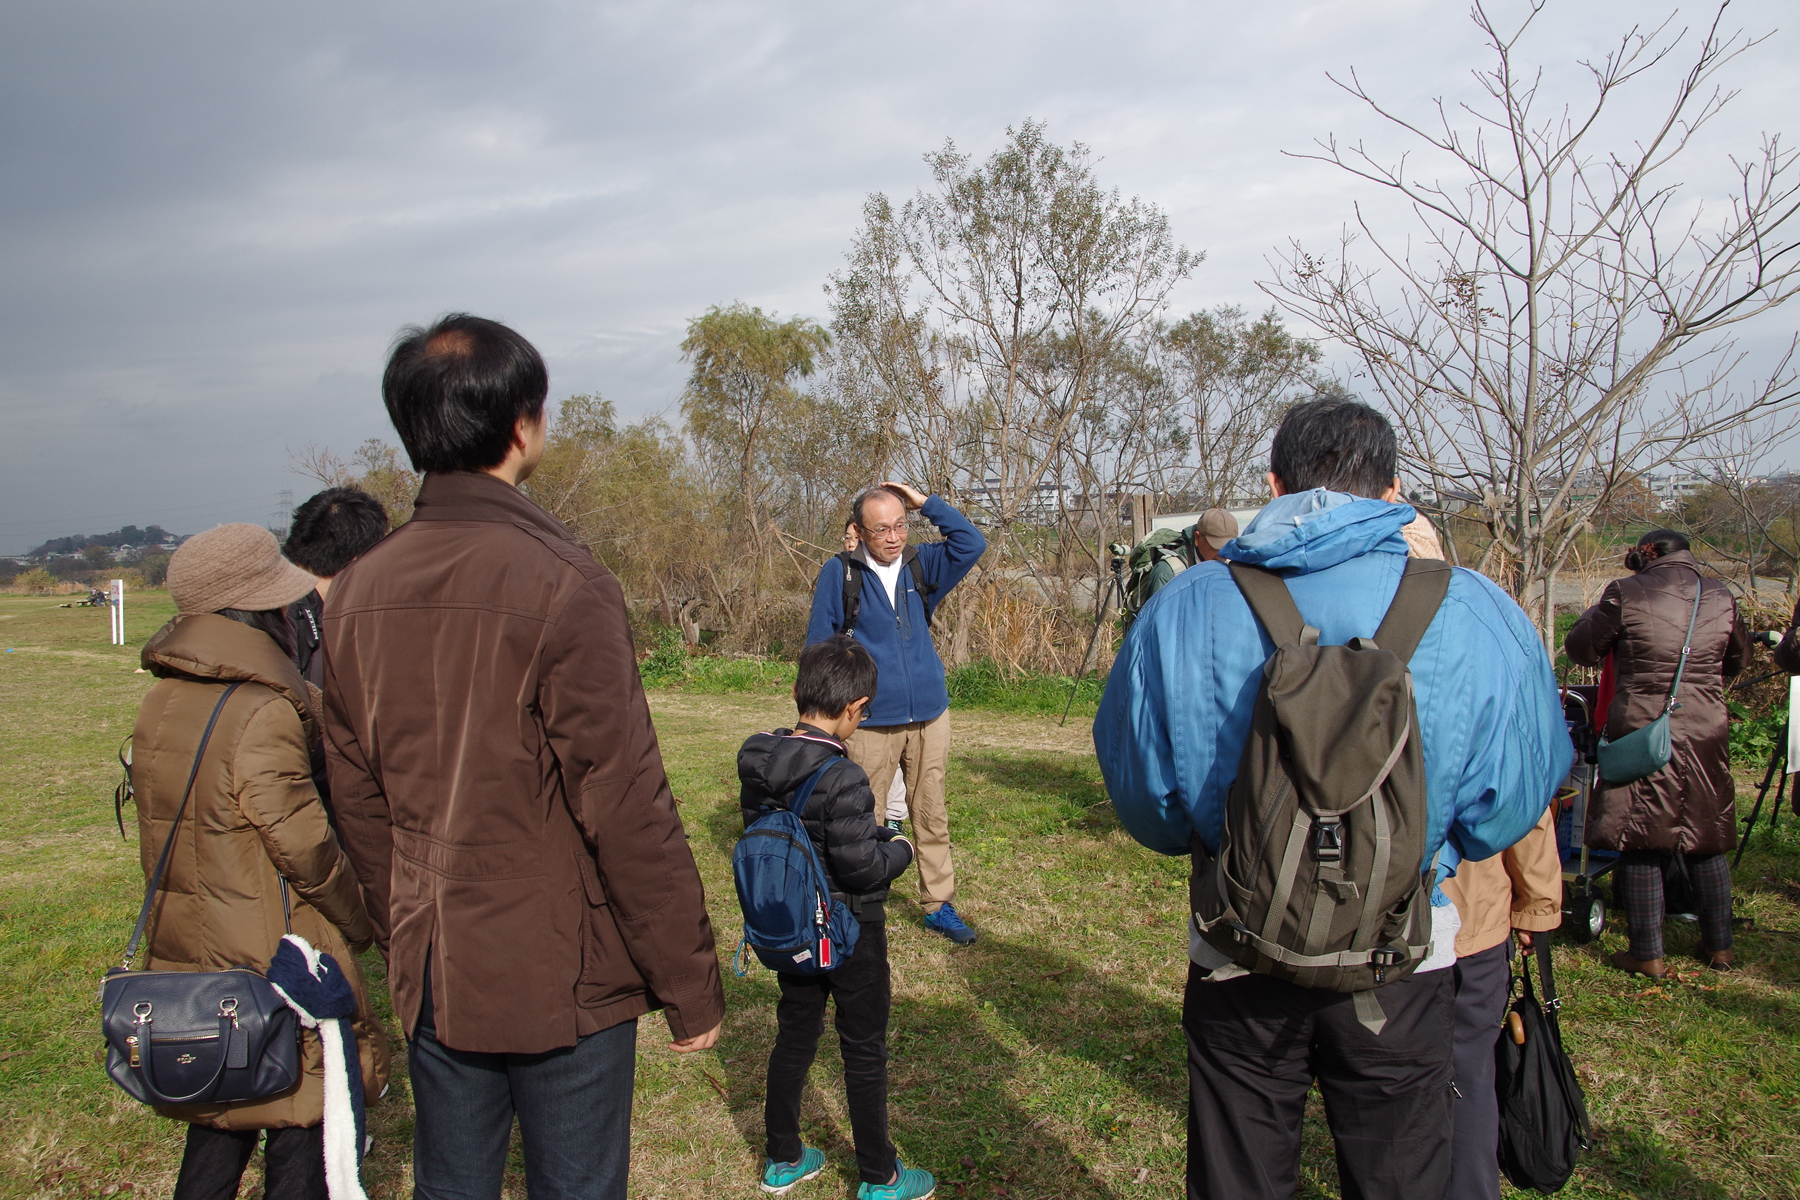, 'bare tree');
291,438,420,528
1265,1,1800,644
